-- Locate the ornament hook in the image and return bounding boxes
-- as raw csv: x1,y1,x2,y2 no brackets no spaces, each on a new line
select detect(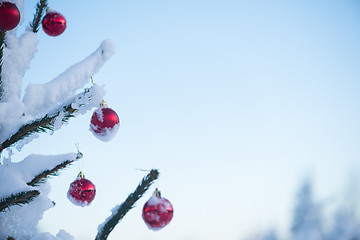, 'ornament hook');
75,143,84,172
90,76,96,85
90,76,108,107
75,143,83,157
